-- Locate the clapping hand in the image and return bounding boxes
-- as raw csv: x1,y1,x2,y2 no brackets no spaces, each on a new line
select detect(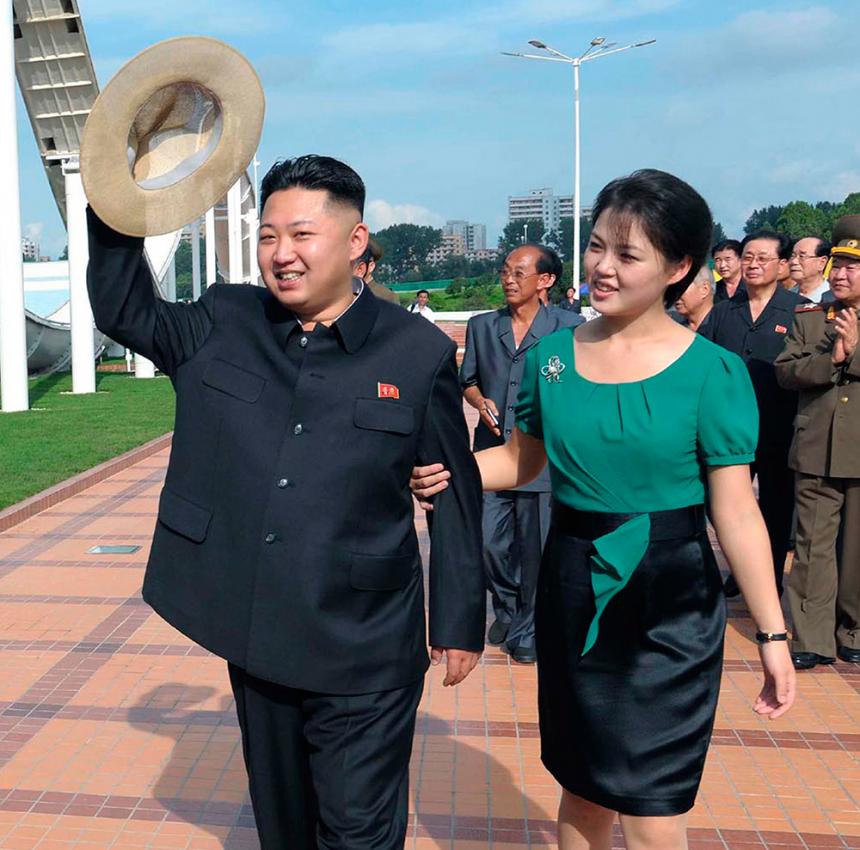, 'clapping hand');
832,308,858,364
